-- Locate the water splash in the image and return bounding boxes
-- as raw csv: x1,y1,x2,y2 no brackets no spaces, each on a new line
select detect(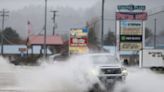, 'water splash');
0,55,99,92
114,67,164,92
